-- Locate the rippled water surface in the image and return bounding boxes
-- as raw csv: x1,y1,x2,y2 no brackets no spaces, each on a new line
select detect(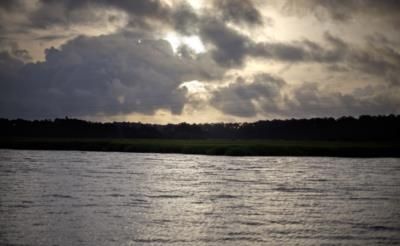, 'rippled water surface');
1,149,400,245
